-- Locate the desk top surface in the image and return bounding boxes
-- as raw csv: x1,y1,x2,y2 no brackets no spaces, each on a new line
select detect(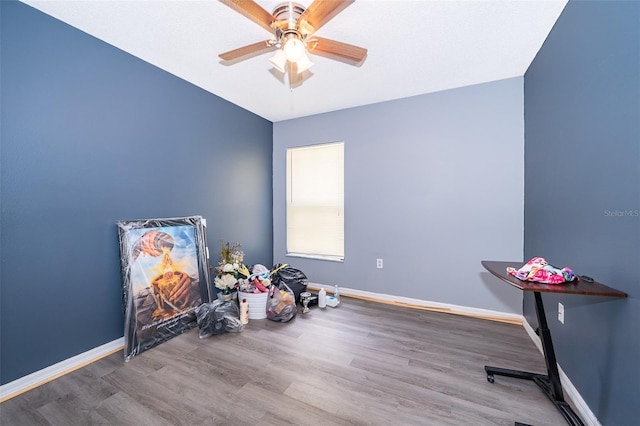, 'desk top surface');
482,260,628,298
